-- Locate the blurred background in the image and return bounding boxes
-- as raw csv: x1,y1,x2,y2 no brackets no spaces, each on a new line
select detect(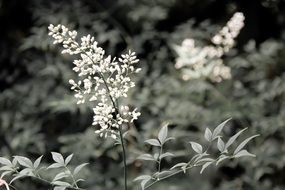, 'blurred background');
0,0,285,189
